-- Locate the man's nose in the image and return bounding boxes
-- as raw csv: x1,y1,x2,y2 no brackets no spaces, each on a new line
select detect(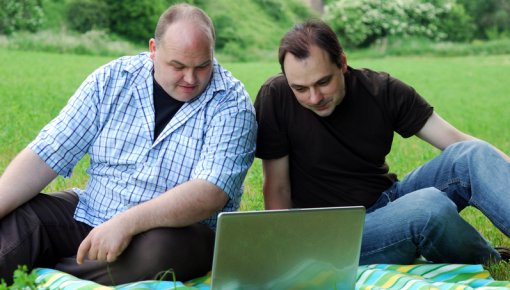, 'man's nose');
183,69,196,84
309,87,323,104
